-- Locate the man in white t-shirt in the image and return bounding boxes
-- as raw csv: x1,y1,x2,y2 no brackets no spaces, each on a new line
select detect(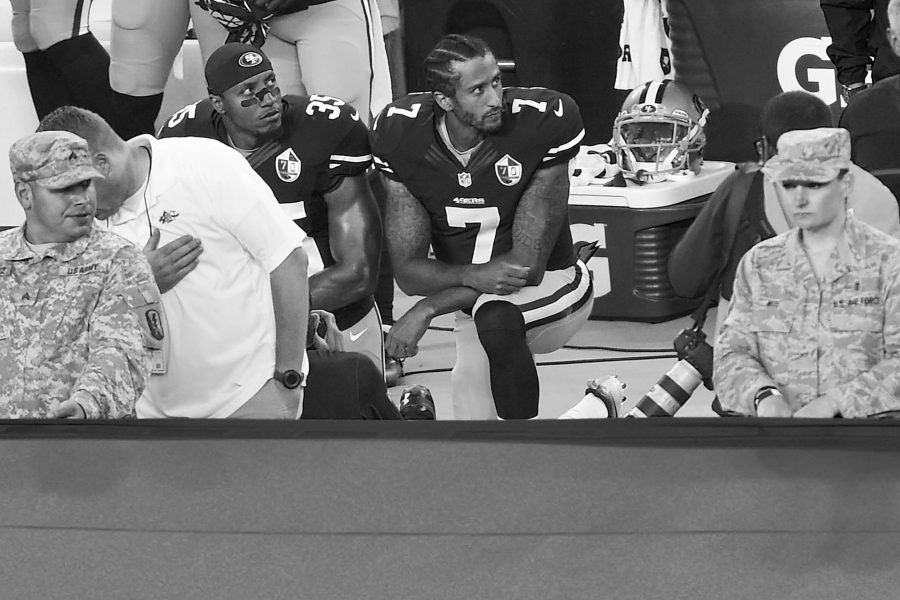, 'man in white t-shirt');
38,106,310,419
